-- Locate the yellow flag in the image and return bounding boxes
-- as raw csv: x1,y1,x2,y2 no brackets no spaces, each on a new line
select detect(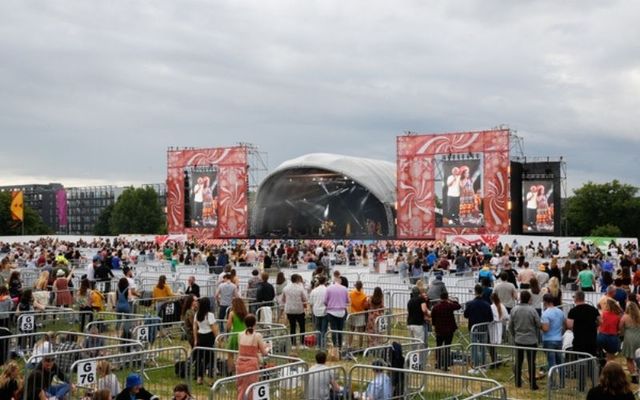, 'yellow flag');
10,191,24,222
